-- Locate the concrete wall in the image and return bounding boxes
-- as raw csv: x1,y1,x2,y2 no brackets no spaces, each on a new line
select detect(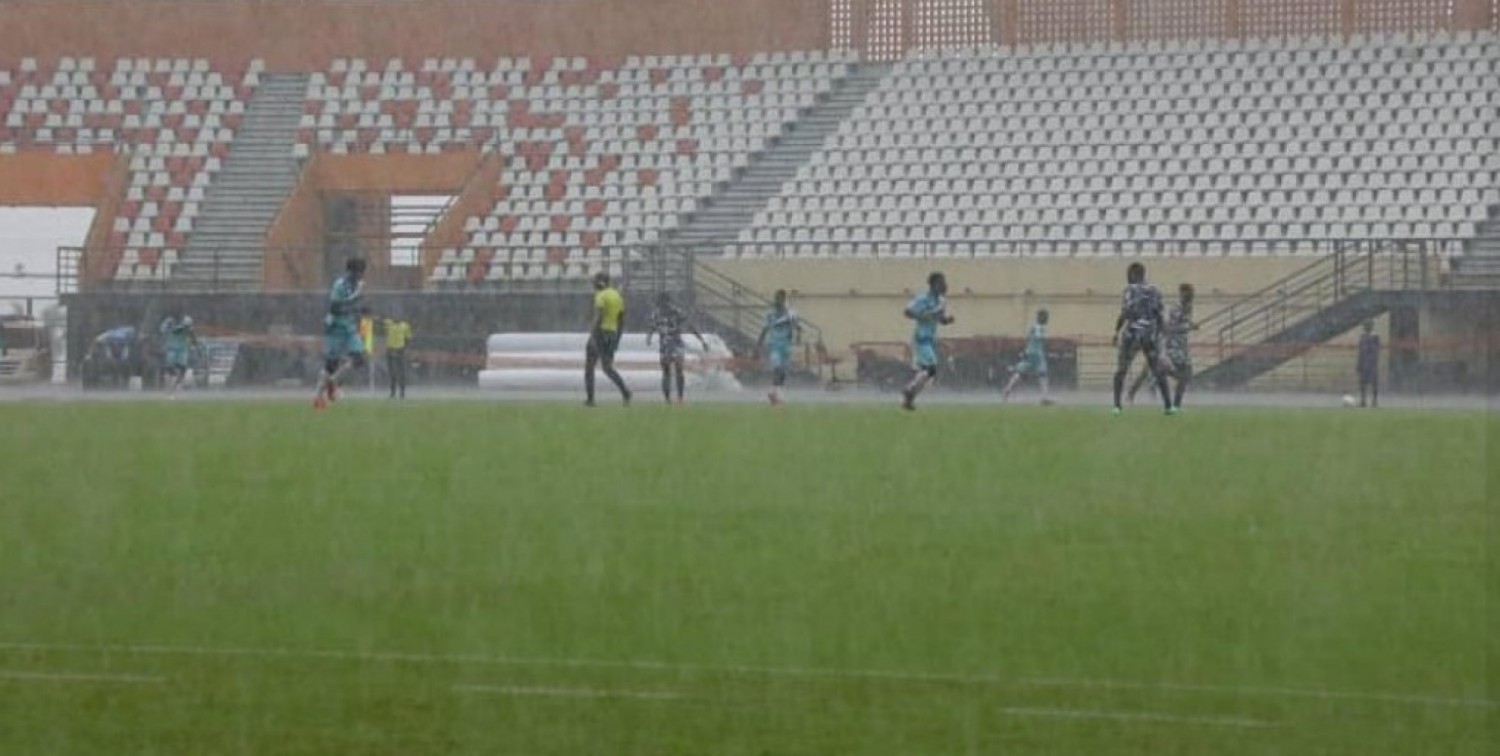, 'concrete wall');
709,256,1310,384
261,152,483,290
707,258,1500,392
0,0,832,69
